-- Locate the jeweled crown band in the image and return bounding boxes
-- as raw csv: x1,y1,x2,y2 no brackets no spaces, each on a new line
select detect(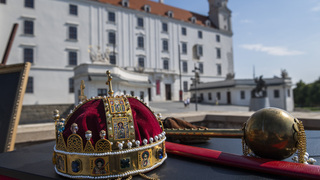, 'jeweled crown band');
54,139,166,179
